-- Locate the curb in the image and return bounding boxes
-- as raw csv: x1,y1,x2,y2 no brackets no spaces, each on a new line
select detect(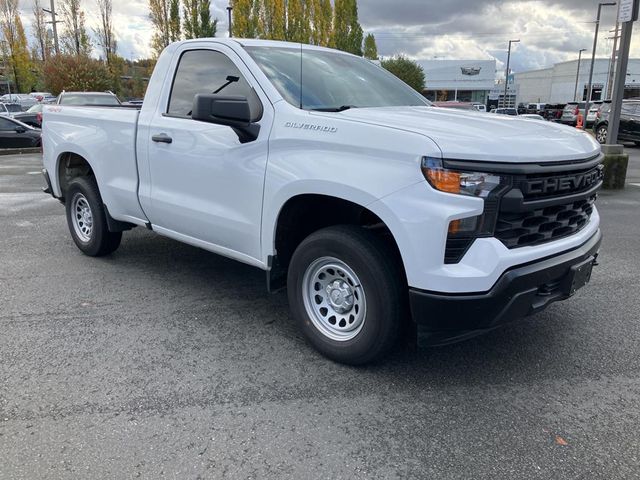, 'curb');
0,148,42,156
